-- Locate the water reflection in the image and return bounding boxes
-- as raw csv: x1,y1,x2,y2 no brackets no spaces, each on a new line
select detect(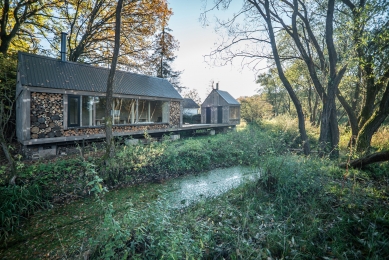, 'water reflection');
161,166,261,208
